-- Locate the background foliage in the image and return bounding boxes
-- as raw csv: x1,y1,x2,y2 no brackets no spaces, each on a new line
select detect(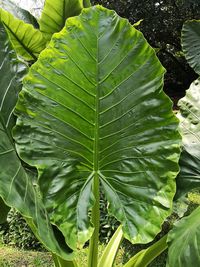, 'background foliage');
0,209,43,250
91,0,200,104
